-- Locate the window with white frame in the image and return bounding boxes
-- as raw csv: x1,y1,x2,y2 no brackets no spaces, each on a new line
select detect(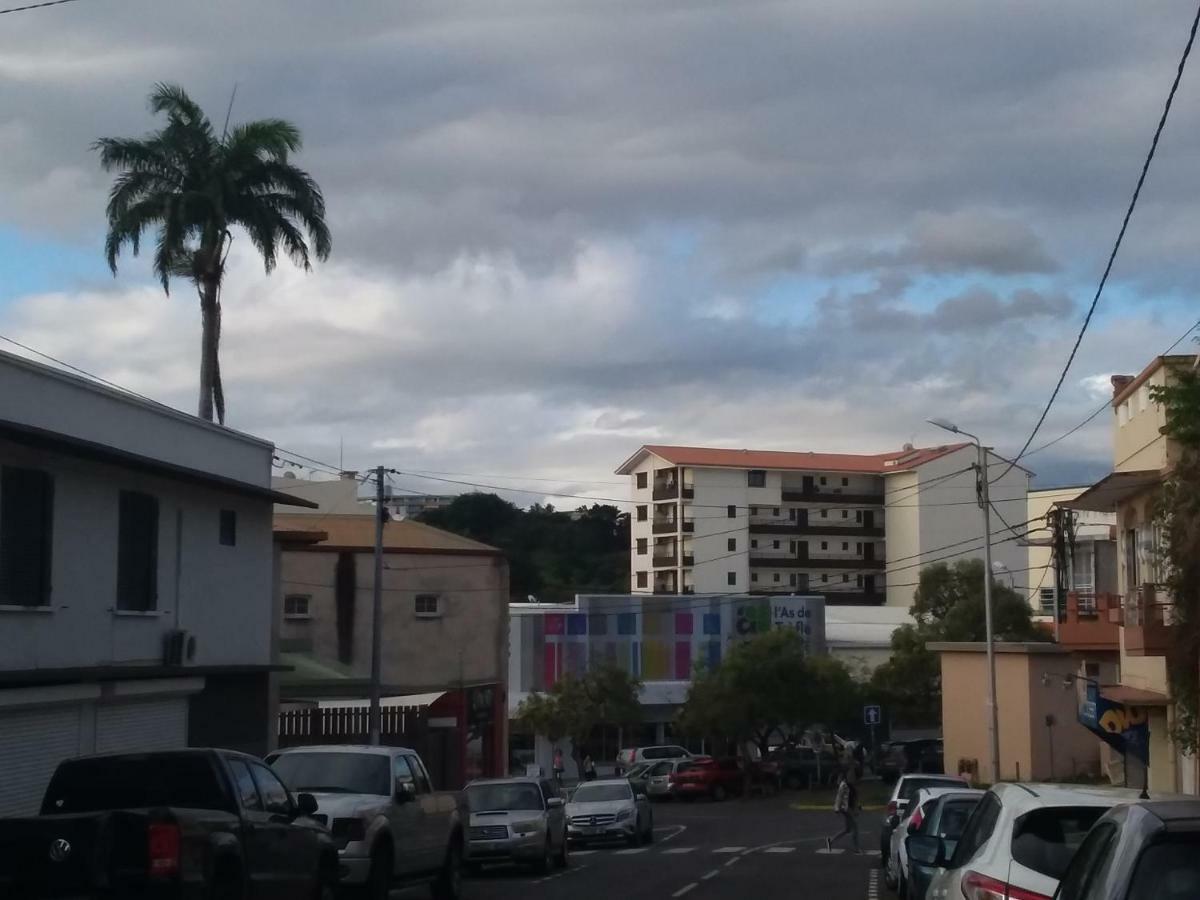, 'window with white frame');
284,594,311,619
415,594,441,617
1139,385,1149,412
1039,587,1056,615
